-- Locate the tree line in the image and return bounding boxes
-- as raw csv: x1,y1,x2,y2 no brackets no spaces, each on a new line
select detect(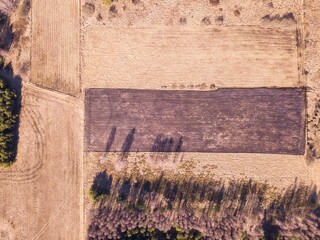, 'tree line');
0,79,17,167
